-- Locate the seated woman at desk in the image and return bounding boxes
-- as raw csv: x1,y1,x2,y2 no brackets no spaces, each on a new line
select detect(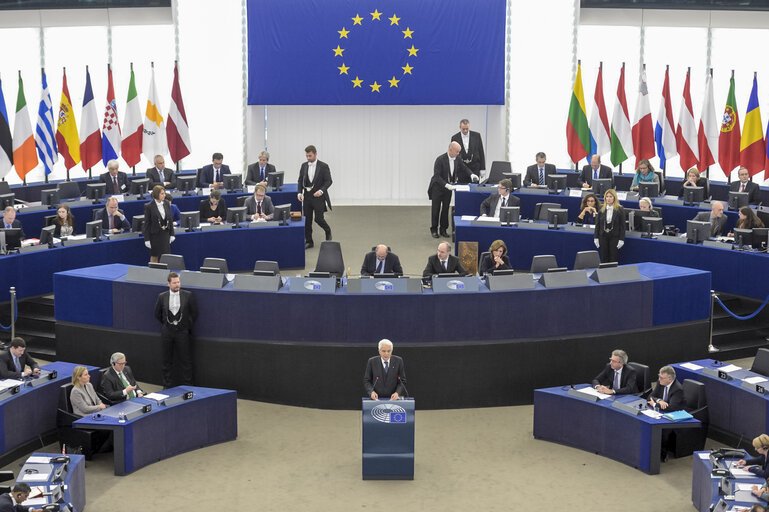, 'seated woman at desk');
737,206,765,230
751,477,769,501
594,189,625,263
53,204,75,238
678,167,709,198
736,434,769,479
576,193,600,224
479,239,510,275
631,159,659,192
70,366,106,417
199,188,227,223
